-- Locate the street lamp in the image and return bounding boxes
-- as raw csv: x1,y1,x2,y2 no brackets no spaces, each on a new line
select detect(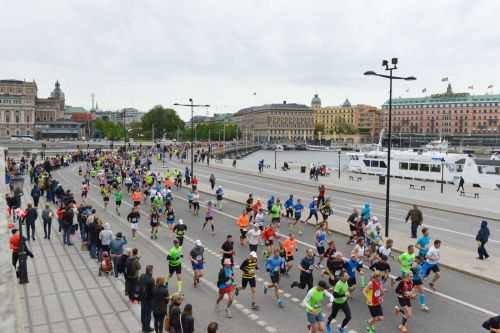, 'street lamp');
11,176,28,284
364,58,416,238
174,99,210,179
338,150,341,179
441,158,445,194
